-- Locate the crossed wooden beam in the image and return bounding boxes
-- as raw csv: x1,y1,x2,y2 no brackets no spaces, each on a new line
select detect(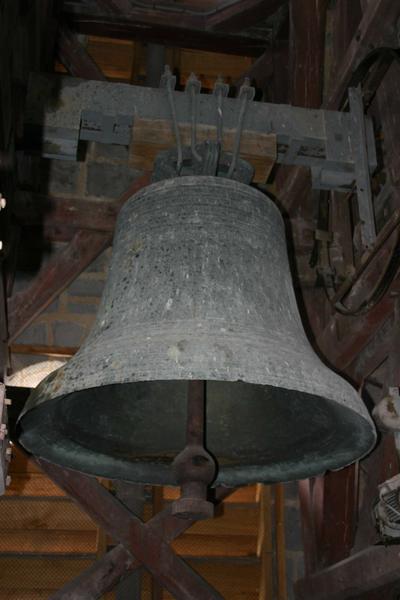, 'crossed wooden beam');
38,459,234,599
